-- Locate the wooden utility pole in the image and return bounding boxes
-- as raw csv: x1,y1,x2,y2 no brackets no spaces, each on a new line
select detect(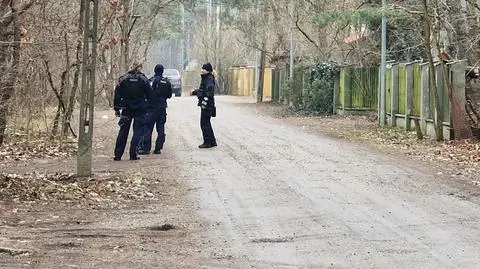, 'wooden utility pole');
289,0,295,78
257,43,266,103
256,1,267,103
379,0,387,126
181,3,186,70
77,0,99,177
